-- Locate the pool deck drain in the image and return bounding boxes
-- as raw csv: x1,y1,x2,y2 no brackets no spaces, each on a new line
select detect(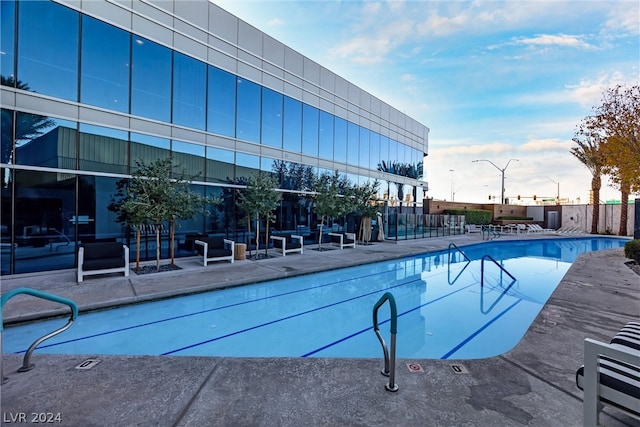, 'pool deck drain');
1,233,638,426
